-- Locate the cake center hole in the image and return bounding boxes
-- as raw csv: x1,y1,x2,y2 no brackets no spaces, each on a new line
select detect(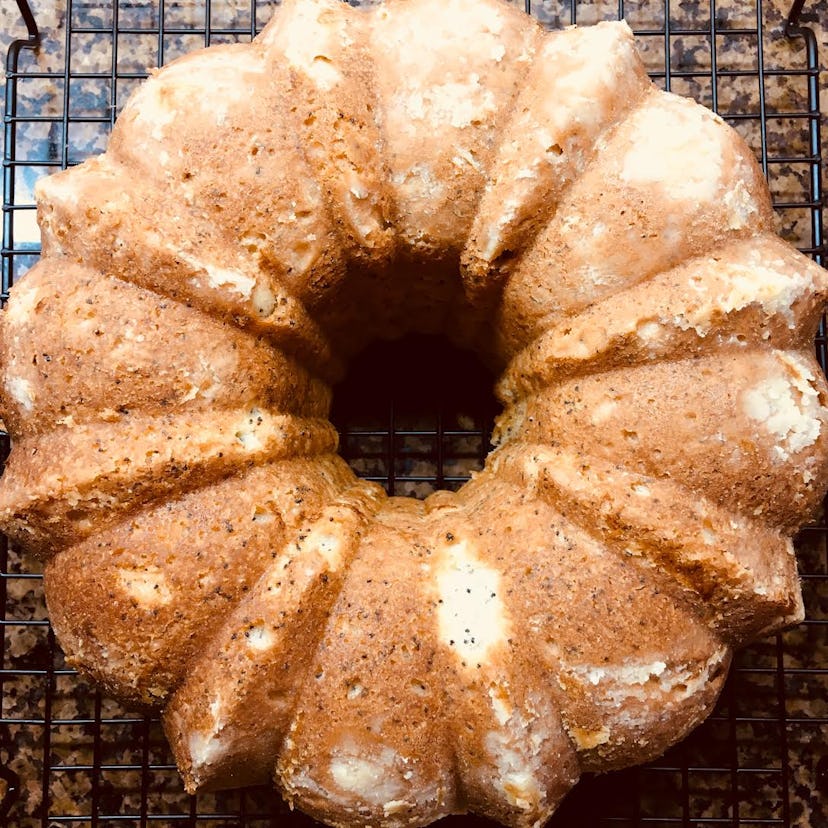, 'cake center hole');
330,334,501,499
